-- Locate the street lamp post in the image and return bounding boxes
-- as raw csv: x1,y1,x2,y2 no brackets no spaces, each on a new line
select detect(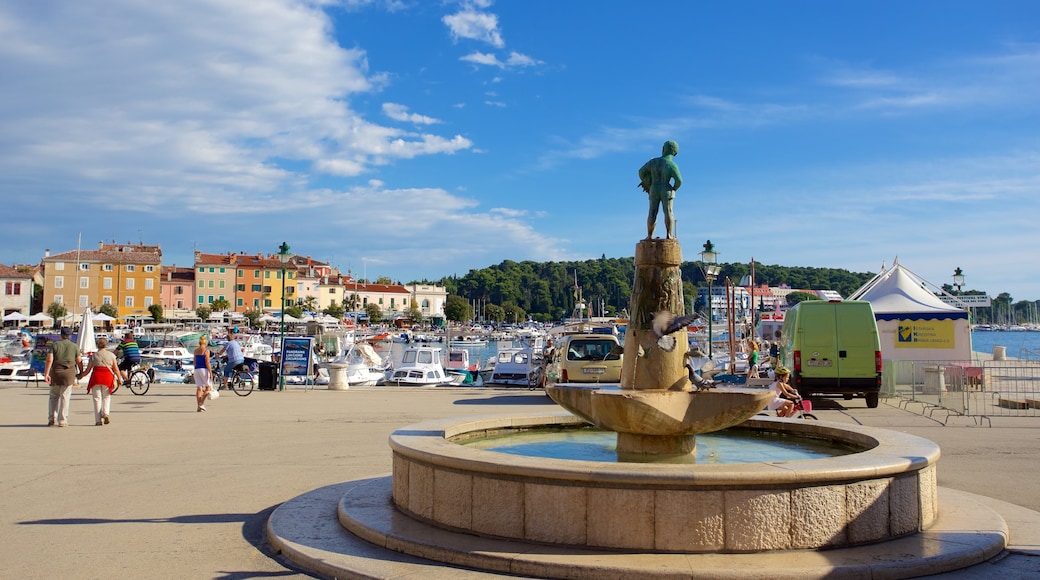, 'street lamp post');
953,267,969,321
699,240,721,358
277,242,291,392
952,267,964,295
